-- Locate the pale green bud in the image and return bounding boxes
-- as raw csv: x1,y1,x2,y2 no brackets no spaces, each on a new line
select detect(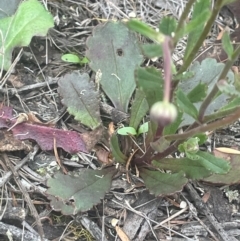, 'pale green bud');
150,101,177,126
